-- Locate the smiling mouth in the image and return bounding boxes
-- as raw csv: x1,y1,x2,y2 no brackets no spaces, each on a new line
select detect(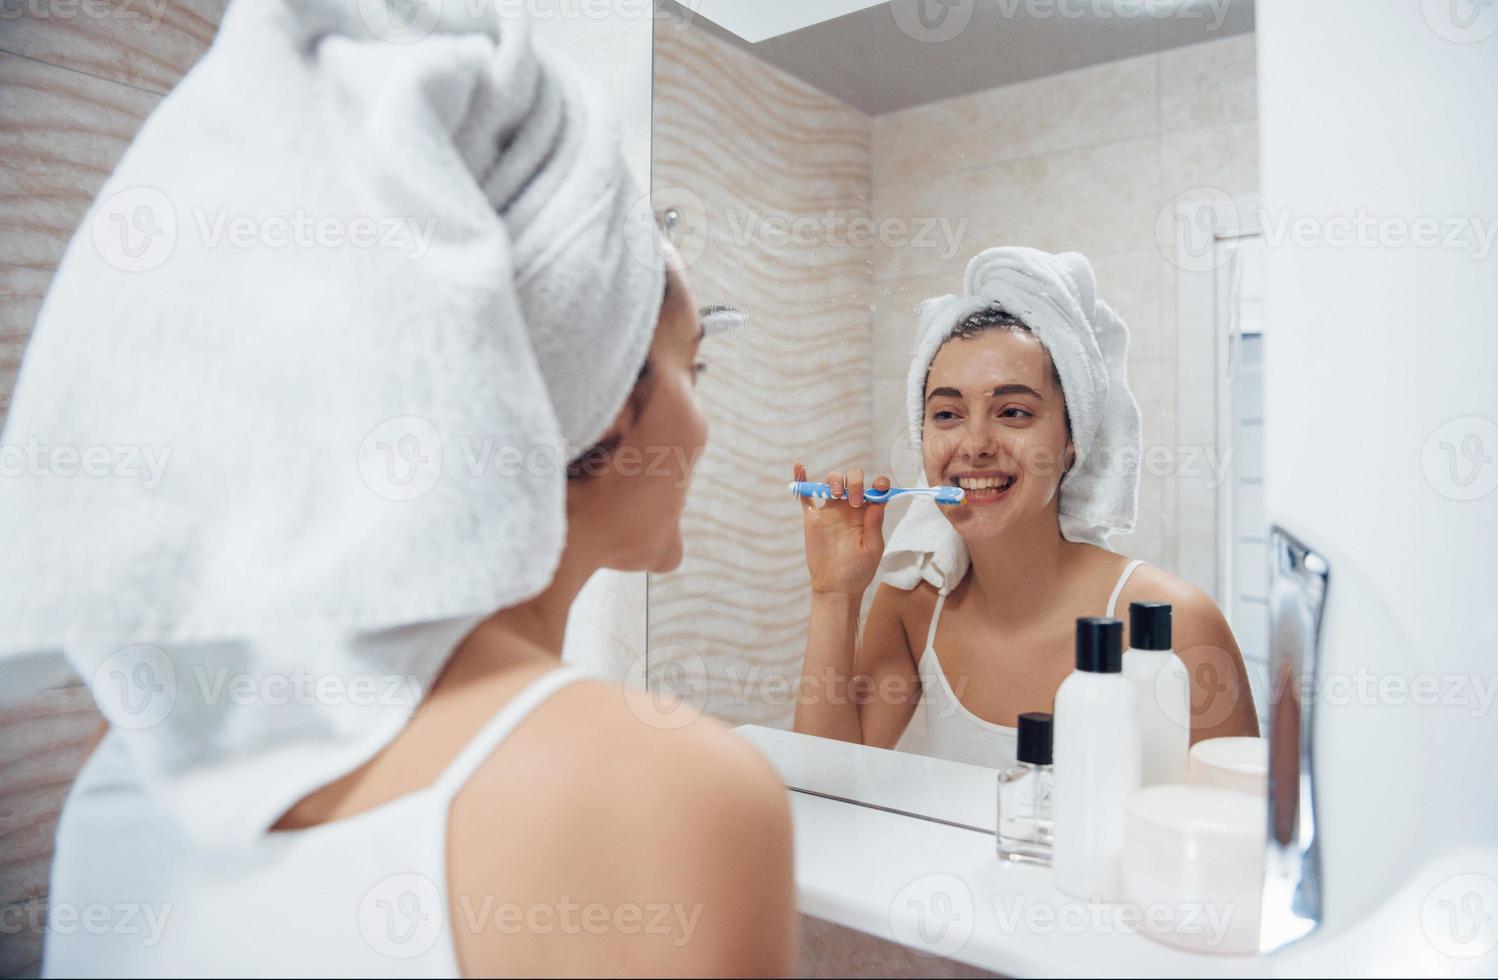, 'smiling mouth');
950,473,1016,502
